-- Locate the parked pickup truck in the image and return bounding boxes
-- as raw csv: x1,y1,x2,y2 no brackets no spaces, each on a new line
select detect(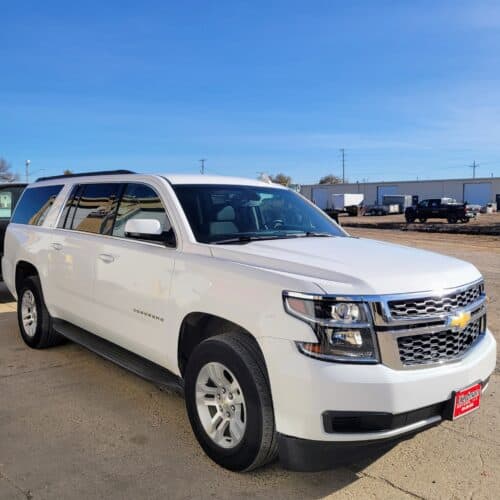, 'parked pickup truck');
0,183,27,279
405,198,473,223
2,172,496,472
